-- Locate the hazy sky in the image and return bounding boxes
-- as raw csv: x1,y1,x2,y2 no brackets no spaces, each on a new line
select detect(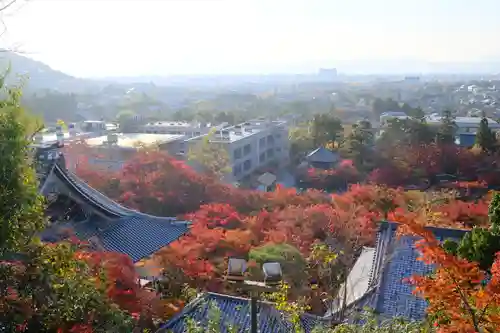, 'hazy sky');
1,0,499,77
